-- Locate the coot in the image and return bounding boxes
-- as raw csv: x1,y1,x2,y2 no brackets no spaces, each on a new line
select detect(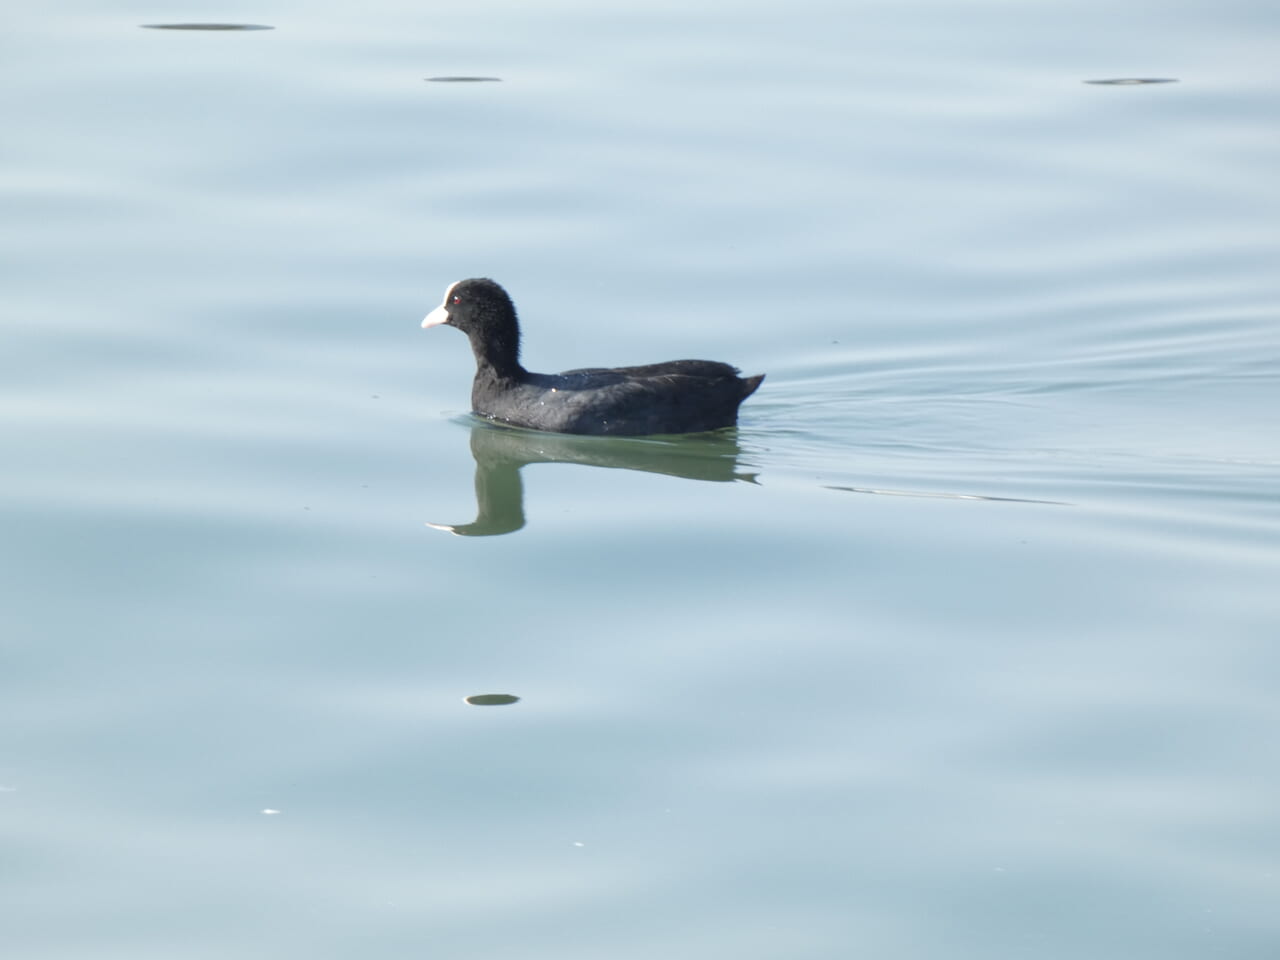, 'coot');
421,278,764,436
